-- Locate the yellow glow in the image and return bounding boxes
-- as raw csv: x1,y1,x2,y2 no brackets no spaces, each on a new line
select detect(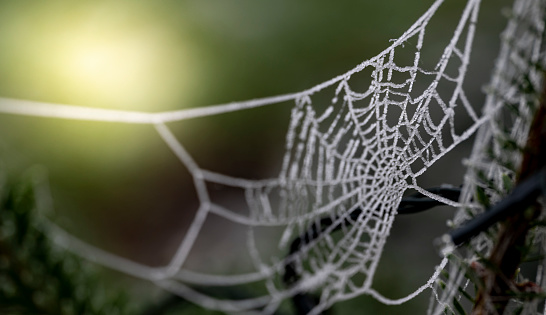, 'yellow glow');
0,2,201,111
68,42,134,88
70,45,123,83
51,27,197,111
0,2,204,168
60,36,147,103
